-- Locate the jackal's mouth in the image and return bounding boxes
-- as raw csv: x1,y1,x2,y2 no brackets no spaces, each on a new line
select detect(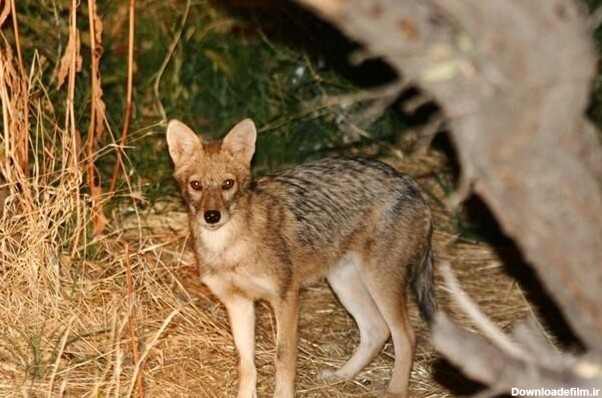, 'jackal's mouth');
201,222,225,231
